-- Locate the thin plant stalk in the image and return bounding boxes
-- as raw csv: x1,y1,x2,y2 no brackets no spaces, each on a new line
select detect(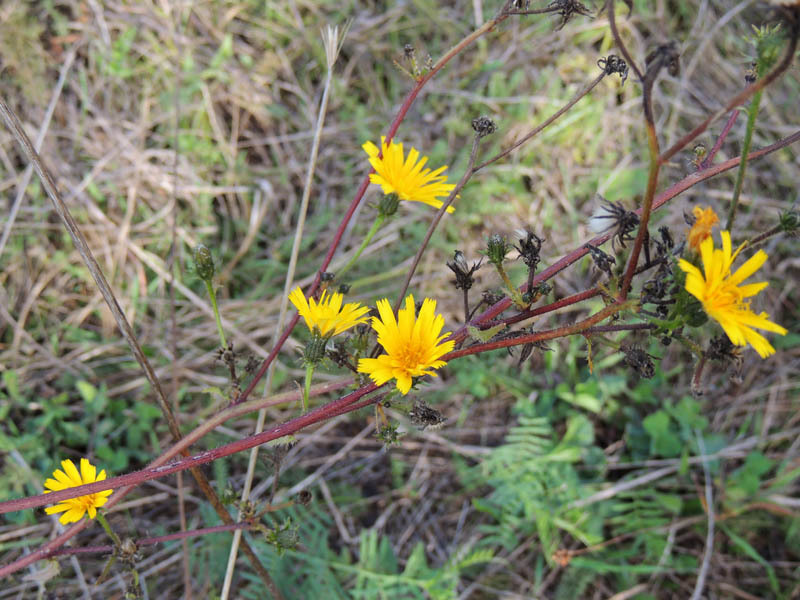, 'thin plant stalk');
726,90,762,229
336,214,386,280
205,279,227,348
